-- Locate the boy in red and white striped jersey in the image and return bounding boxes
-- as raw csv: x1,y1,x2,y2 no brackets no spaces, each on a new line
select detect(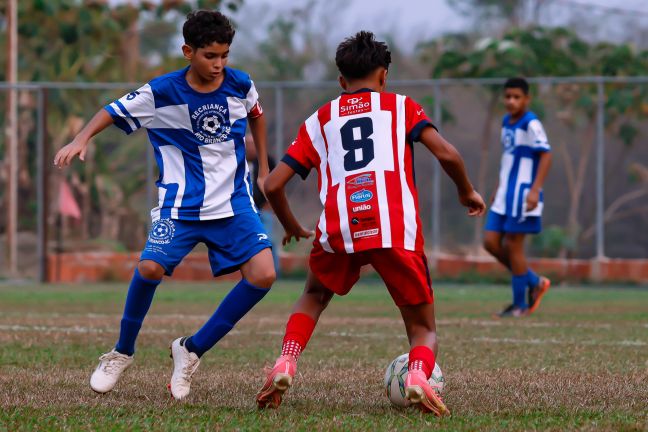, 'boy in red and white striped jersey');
256,31,485,416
